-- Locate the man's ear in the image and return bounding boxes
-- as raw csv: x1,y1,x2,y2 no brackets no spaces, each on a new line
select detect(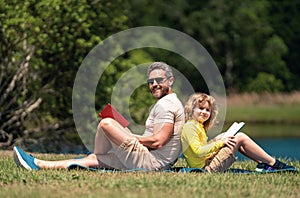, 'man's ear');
168,77,174,86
